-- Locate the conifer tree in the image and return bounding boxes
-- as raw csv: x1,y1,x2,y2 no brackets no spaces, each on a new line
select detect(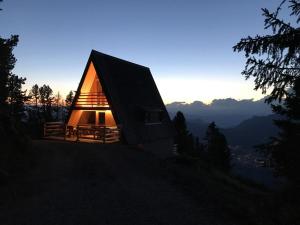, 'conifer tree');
65,90,74,107
7,74,28,117
39,84,54,121
0,35,19,112
30,84,39,109
204,122,230,171
234,0,300,186
234,0,300,103
173,111,194,155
